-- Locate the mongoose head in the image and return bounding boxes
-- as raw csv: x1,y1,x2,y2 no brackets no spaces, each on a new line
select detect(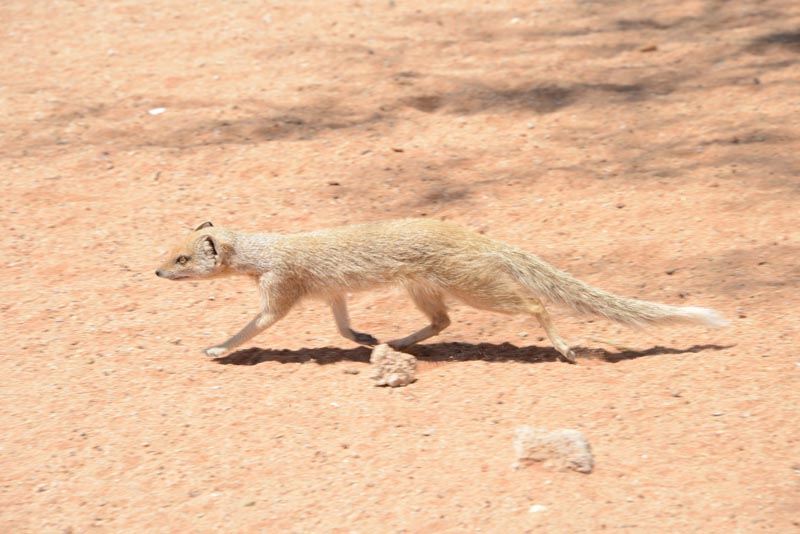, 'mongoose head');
155,222,233,280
